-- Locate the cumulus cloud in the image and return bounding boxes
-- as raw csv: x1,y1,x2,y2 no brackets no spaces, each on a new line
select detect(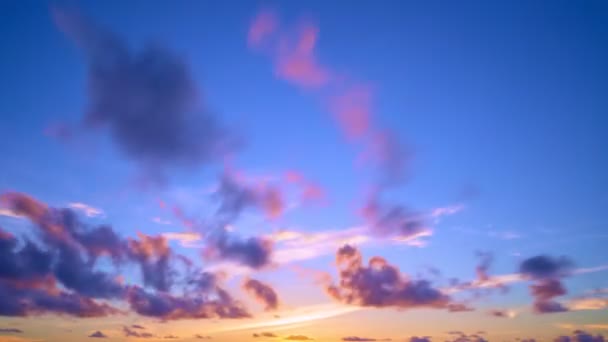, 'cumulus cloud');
519,255,573,314
88,331,107,338
326,245,450,309
243,278,279,311
52,8,237,182
0,191,251,320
